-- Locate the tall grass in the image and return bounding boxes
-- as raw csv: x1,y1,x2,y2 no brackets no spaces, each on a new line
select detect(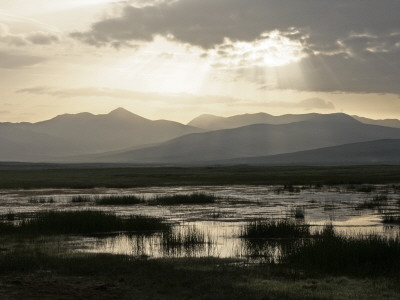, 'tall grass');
241,219,310,239
71,196,91,203
149,193,217,205
0,211,169,235
382,215,400,224
288,206,305,219
356,194,389,210
29,197,55,204
161,226,213,256
282,225,400,276
95,195,144,205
